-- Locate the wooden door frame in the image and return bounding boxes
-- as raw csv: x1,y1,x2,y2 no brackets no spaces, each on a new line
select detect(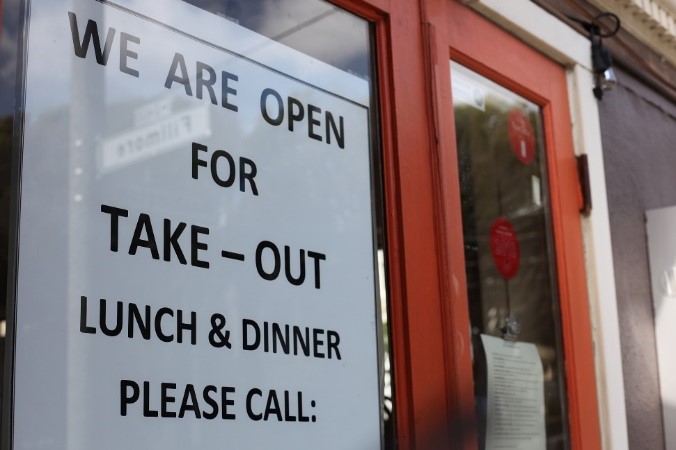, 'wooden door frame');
424,0,603,448
329,0,459,448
